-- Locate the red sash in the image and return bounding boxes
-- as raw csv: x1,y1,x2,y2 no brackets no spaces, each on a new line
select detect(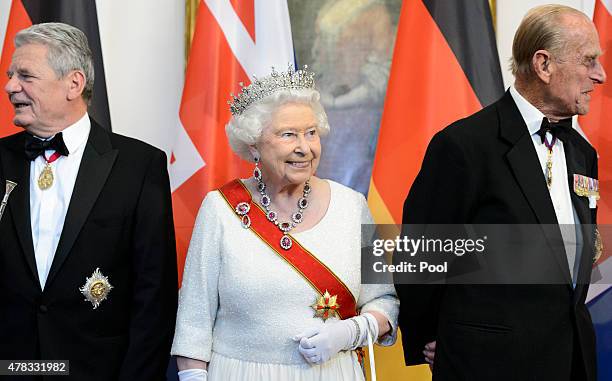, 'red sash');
218,179,357,319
